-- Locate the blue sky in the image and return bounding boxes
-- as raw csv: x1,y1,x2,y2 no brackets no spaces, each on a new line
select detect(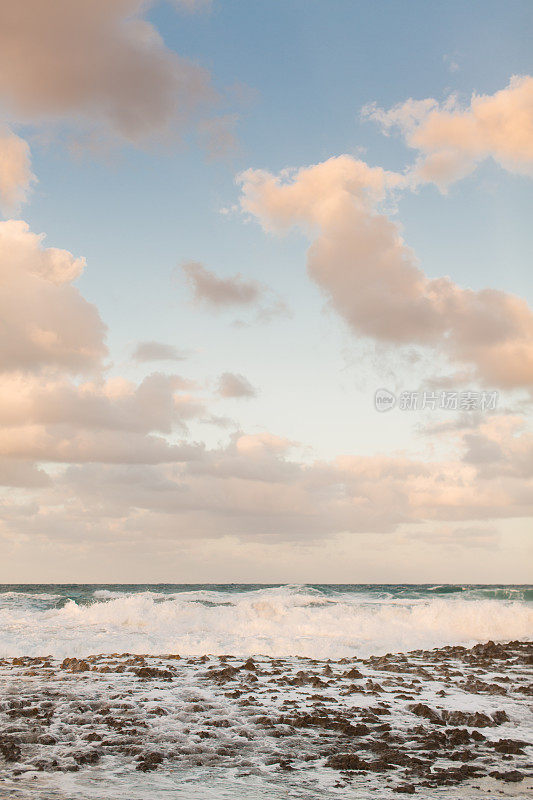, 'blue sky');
0,0,531,580
19,0,532,456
